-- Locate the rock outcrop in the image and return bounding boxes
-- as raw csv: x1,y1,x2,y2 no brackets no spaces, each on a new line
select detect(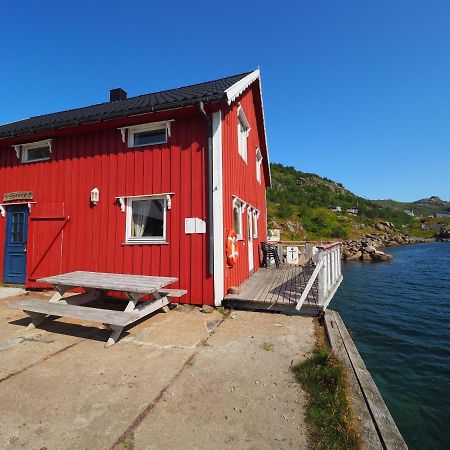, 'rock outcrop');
435,229,450,242
341,230,427,263
374,221,396,232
